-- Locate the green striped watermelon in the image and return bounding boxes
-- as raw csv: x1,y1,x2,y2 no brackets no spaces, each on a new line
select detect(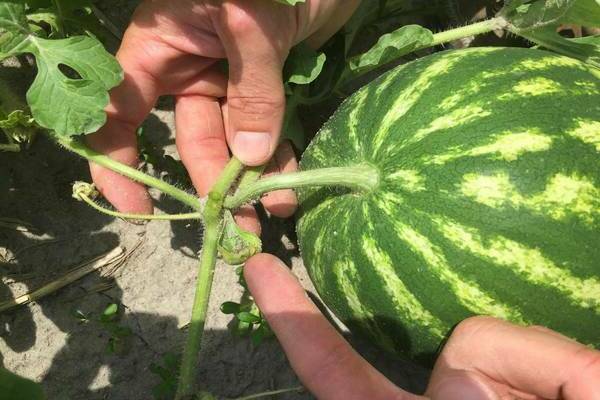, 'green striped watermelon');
297,47,600,364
